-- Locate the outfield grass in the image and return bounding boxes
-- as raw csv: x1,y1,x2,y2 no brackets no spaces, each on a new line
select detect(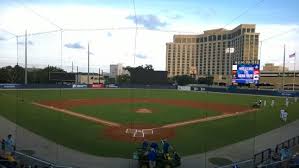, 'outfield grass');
0,89,298,158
